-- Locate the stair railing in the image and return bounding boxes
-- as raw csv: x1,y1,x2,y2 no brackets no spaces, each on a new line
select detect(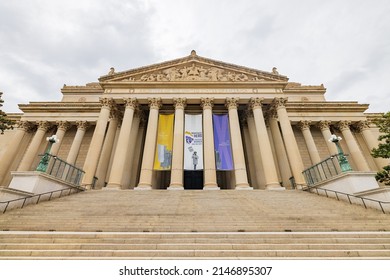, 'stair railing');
0,187,84,214
304,186,390,214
